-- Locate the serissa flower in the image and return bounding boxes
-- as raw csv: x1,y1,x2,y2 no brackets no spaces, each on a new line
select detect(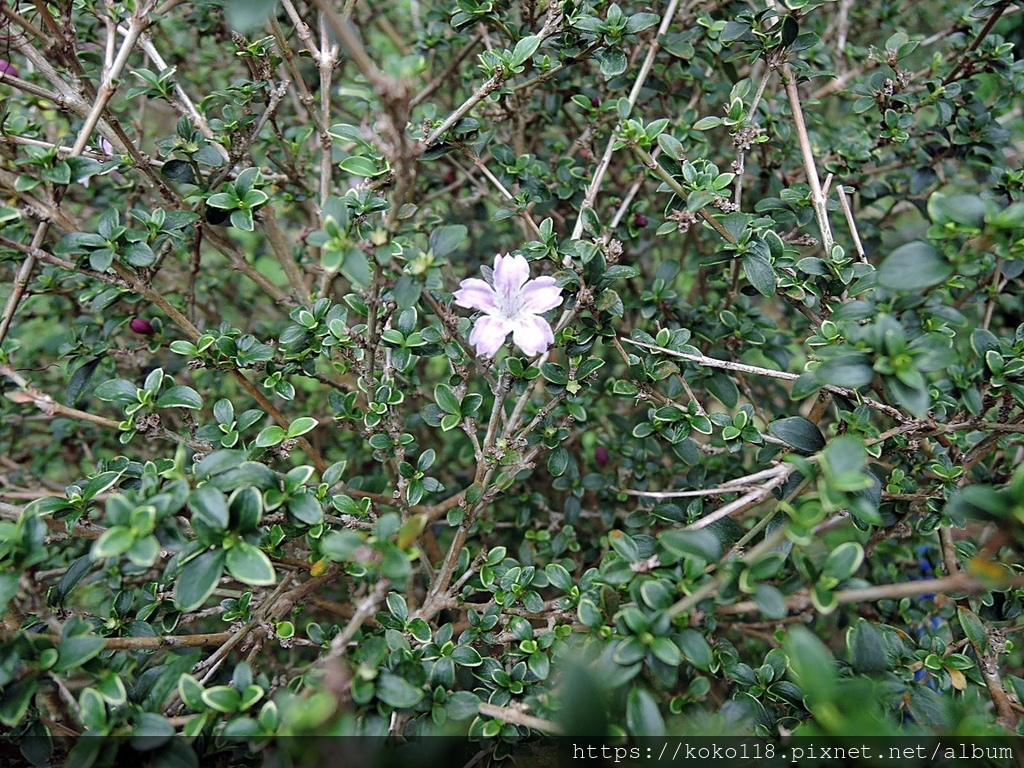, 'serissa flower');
453,253,562,358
